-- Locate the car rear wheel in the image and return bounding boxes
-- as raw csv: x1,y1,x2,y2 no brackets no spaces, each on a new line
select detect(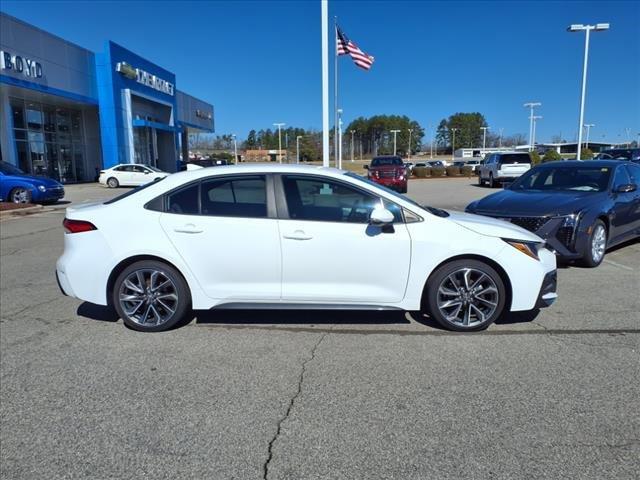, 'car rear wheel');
107,177,119,188
10,187,32,204
580,220,607,268
425,259,506,331
113,260,192,332
478,174,485,186
489,173,496,188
